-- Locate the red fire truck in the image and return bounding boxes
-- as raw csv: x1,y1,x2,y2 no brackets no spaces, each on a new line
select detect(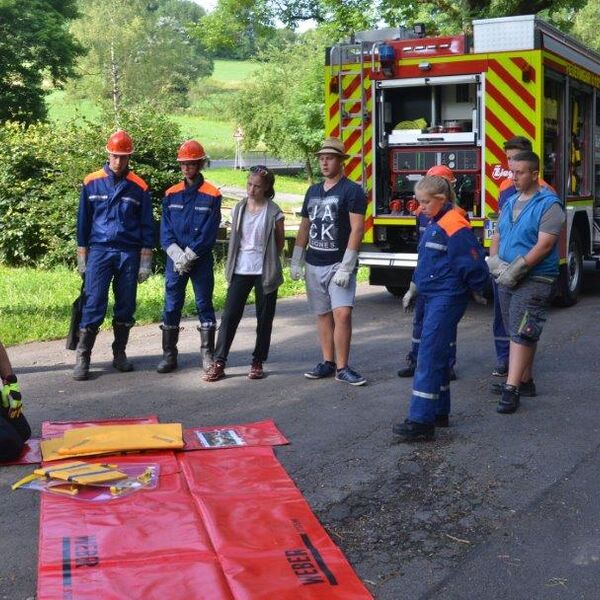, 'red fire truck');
325,15,600,305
